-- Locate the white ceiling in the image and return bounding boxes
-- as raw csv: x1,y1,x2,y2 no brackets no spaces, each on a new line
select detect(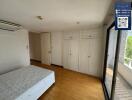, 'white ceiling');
0,0,112,32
